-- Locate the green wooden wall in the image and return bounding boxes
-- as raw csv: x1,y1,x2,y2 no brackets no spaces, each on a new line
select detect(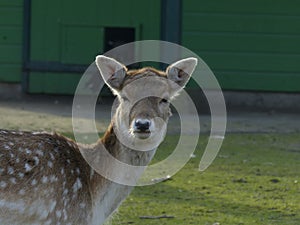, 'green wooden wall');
182,0,300,92
1,0,300,93
0,0,23,83
28,0,161,94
